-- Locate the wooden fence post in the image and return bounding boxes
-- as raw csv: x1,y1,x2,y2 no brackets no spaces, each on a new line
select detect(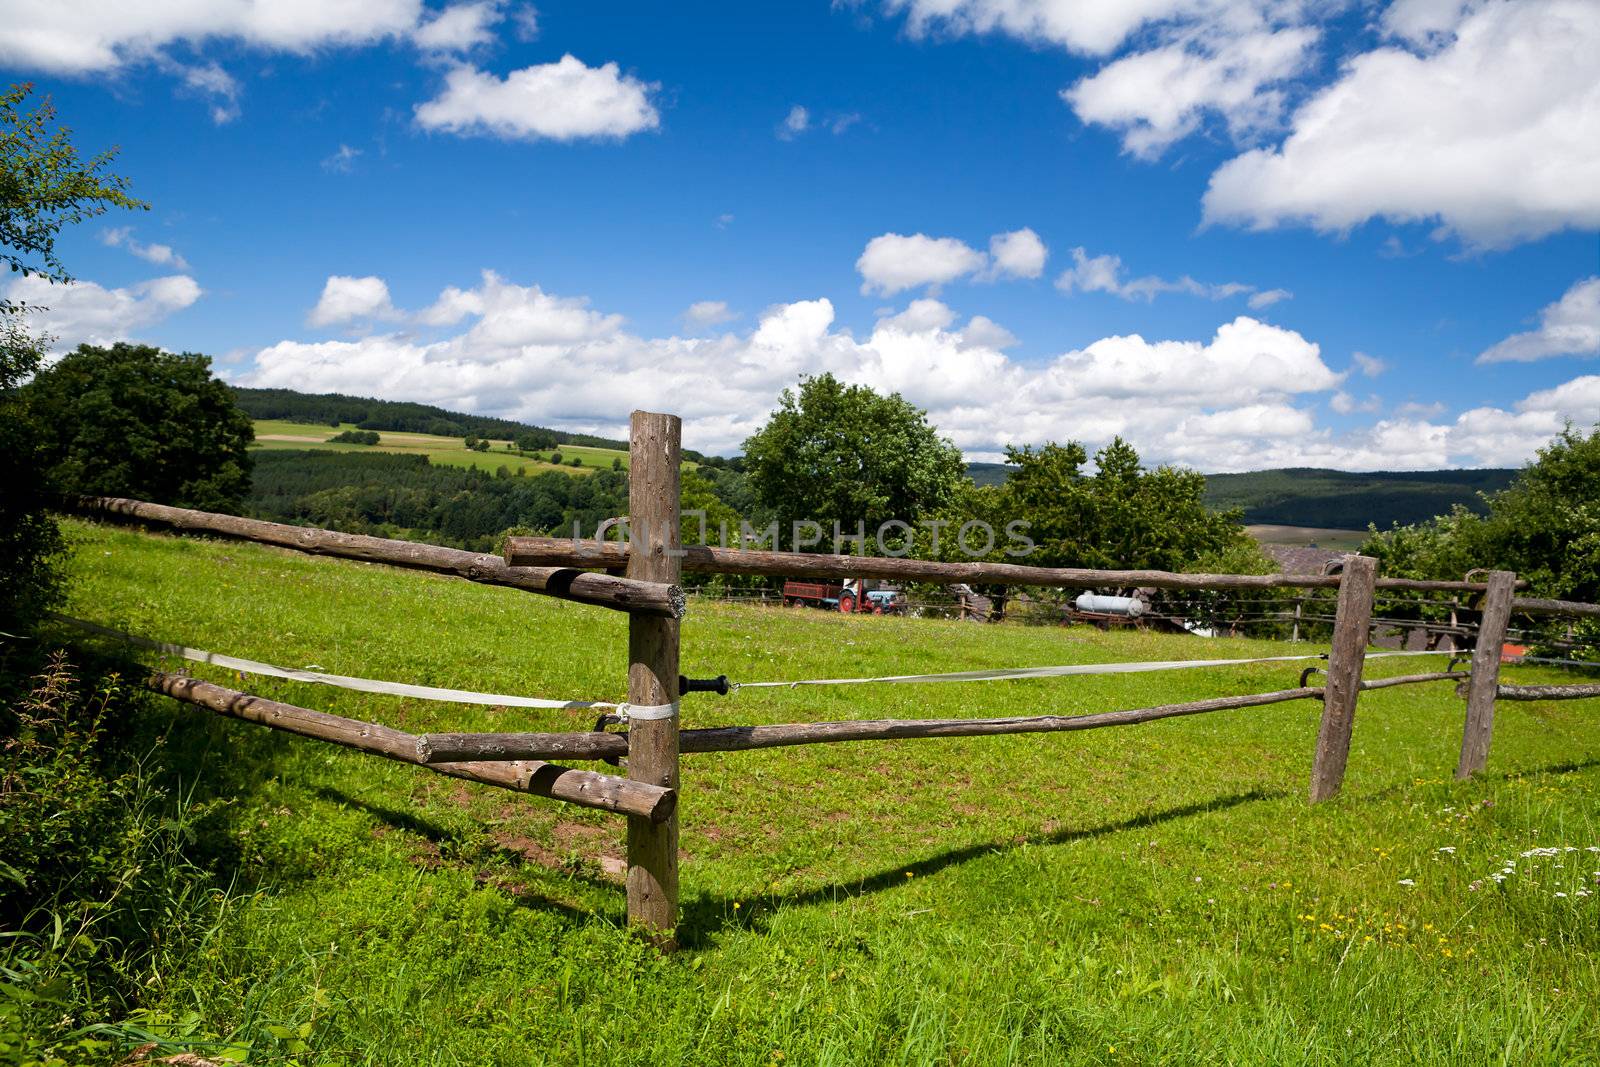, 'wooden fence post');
1309,555,1377,803
625,410,682,945
1456,570,1516,779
